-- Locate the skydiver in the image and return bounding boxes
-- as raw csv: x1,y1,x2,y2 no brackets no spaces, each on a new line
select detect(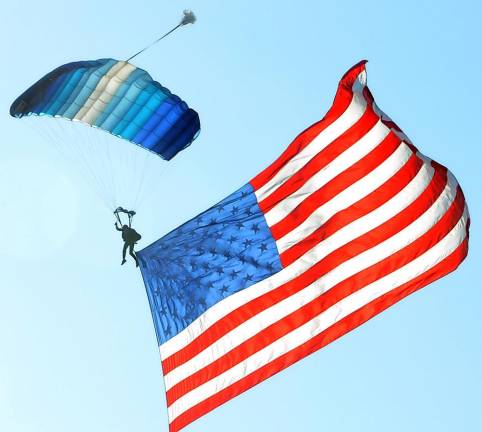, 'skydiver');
115,222,141,267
